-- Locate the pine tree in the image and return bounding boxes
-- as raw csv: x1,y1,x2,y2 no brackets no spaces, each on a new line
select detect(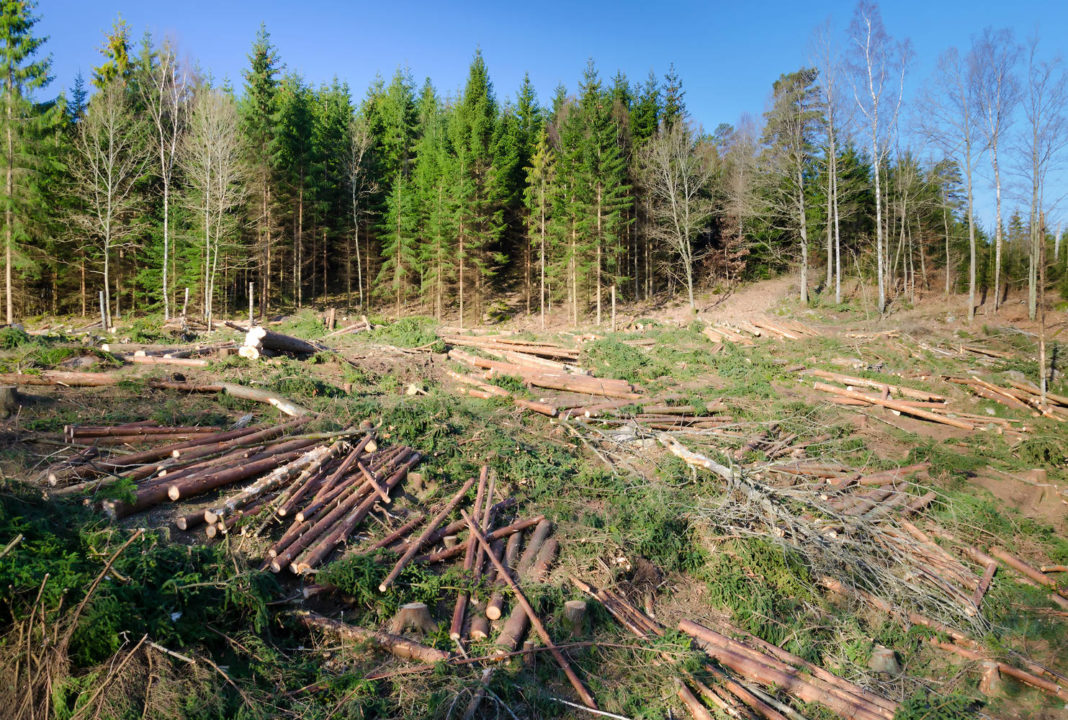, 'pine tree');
411,80,451,317
0,0,51,322
92,17,132,89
